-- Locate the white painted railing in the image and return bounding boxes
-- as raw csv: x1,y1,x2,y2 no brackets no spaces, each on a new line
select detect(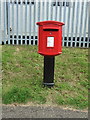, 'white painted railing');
0,0,89,48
